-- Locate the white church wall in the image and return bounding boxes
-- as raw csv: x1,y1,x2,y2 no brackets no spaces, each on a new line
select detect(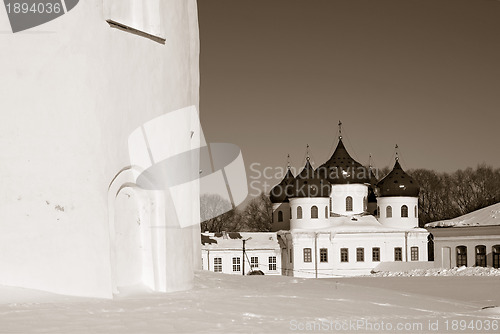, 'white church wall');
0,0,200,298
281,230,429,278
330,184,368,216
406,230,429,262
377,197,419,228
289,197,330,230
